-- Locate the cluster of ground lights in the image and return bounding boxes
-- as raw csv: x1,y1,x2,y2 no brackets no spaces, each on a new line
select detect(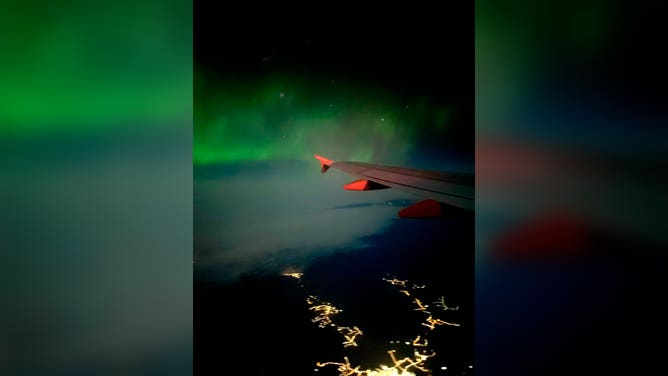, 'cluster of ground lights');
283,273,468,375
